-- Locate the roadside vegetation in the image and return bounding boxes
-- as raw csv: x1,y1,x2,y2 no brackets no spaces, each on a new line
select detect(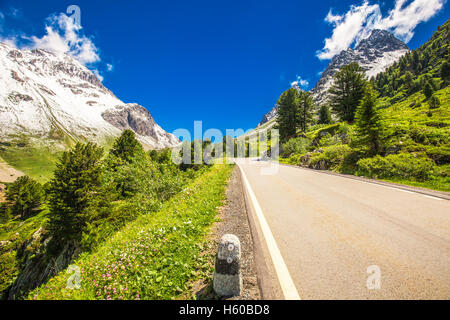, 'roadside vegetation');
29,164,232,300
0,130,222,299
276,20,450,192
